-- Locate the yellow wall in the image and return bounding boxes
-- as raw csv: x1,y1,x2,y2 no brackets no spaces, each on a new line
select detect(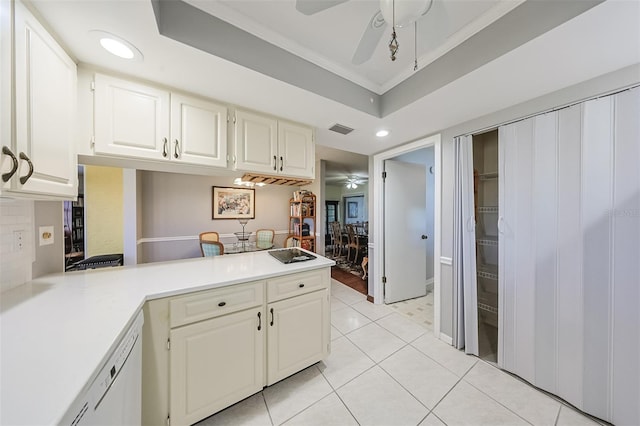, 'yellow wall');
85,166,123,256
